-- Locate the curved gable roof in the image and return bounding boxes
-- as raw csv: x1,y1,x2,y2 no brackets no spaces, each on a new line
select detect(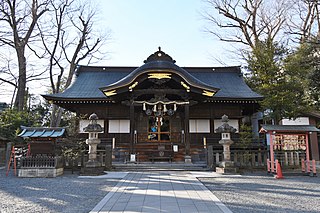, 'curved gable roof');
42,48,263,101
100,48,219,96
